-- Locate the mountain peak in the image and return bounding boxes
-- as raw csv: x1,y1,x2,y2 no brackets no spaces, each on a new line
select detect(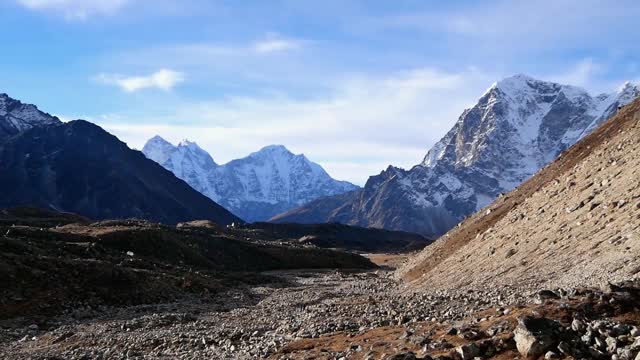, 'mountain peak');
495,73,549,91
0,91,61,140
618,81,639,94
258,144,291,153
250,144,296,159
148,135,172,145
503,73,536,82
178,139,200,148
488,74,591,106
145,136,210,156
